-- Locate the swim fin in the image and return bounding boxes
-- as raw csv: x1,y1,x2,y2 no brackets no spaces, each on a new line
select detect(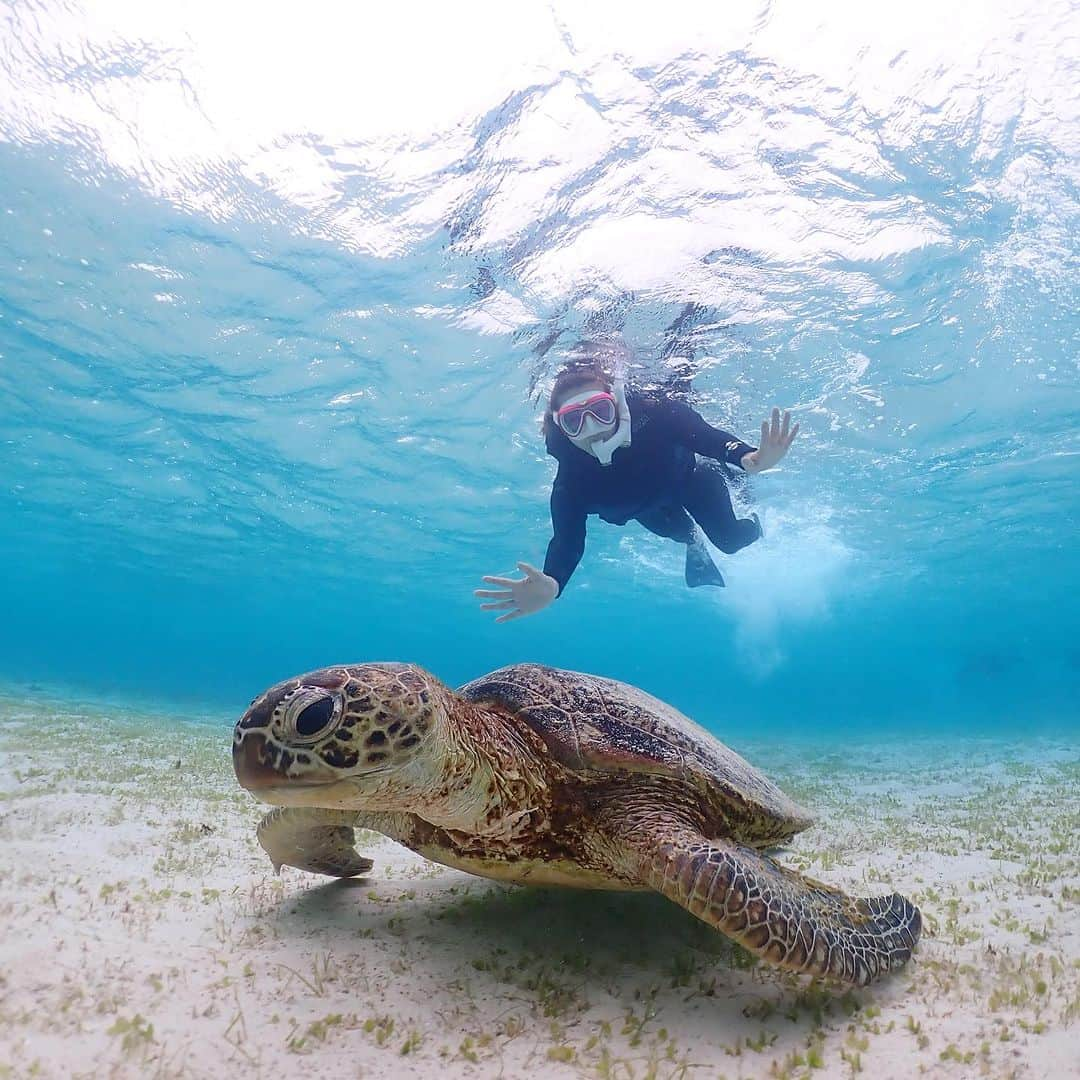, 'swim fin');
685,536,725,588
